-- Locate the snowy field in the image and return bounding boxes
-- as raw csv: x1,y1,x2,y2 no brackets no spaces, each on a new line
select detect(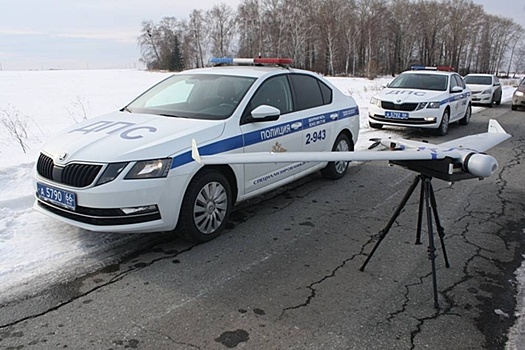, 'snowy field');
0,69,520,346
